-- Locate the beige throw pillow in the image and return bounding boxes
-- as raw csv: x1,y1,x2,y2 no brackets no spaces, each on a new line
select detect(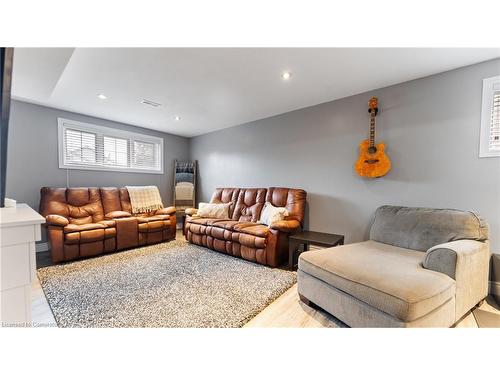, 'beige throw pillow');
197,202,231,219
259,202,289,227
